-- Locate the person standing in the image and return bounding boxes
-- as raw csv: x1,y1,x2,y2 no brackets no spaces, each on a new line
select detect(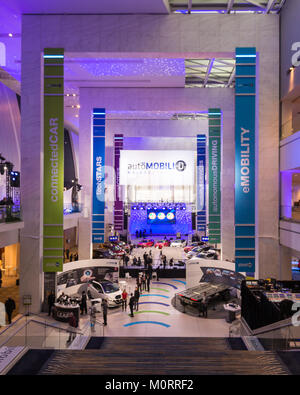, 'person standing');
163,255,167,270
89,301,98,332
0,267,2,288
69,253,73,262
122,289,128,312
134,287,140,311
146,274,151,293
137,257,142,267
80,291,87,315
129,293,135,317
141,273,146,291
66,248,70,260
201,292,208,318
156,266,160,281
47,290,56,316
102,298,108,326
148,262,153,280
5,297,15,325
